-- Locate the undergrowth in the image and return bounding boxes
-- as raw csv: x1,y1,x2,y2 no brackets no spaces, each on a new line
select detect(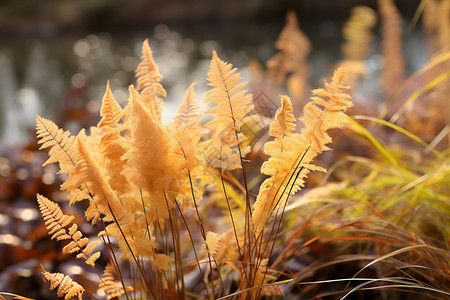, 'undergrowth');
10,1,450,299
